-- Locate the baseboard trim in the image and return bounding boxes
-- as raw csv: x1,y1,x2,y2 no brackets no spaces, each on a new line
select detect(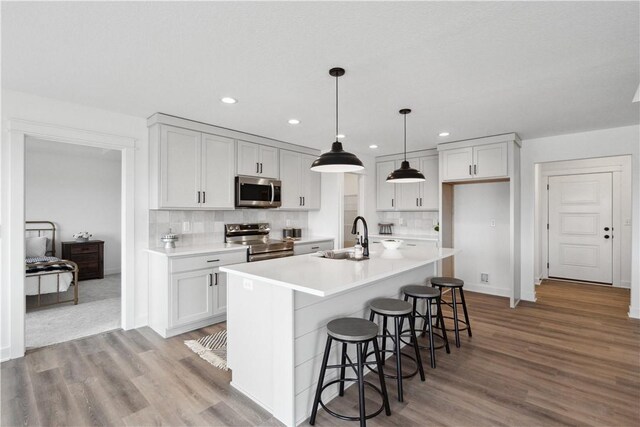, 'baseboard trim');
521,291,537,302
1,346,11,362
462,283,510,298
104,268,121,276
629,305,640,319
618,280,631,289
134,314,148,329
